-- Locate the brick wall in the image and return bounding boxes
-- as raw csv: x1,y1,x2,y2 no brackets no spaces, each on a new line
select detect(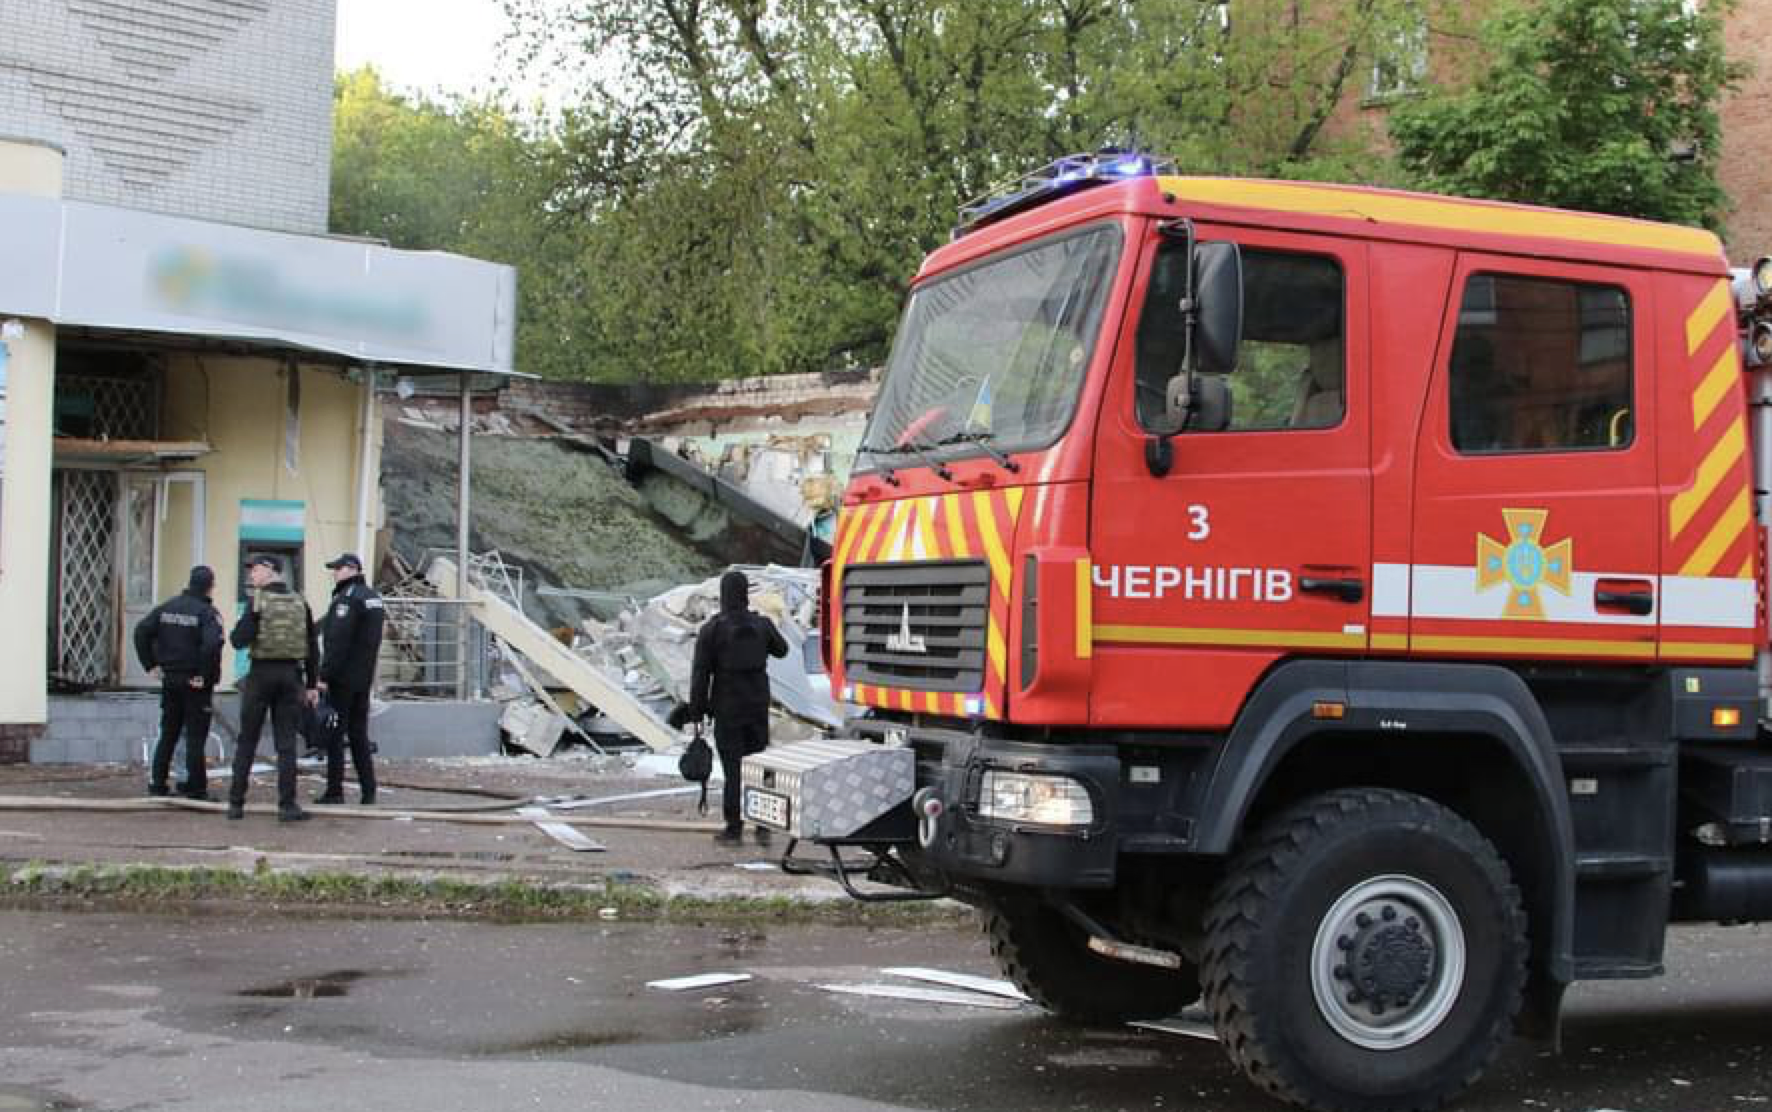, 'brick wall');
1720,0,1772,257
0,0,336,234
0,723,44,765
